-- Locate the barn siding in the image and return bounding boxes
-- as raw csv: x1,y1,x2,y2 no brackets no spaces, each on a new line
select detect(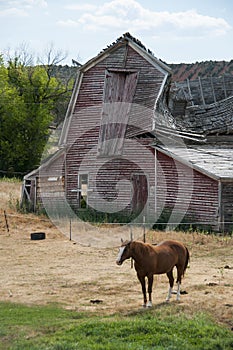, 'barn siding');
156,151,219,229
66,44,166,146
65,134,155,220
36,152,66,213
